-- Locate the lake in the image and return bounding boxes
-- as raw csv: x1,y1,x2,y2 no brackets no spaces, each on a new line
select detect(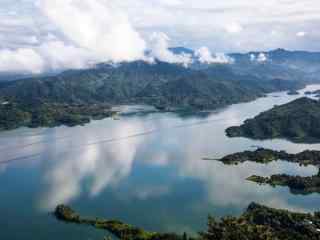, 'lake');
1,85,320,239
